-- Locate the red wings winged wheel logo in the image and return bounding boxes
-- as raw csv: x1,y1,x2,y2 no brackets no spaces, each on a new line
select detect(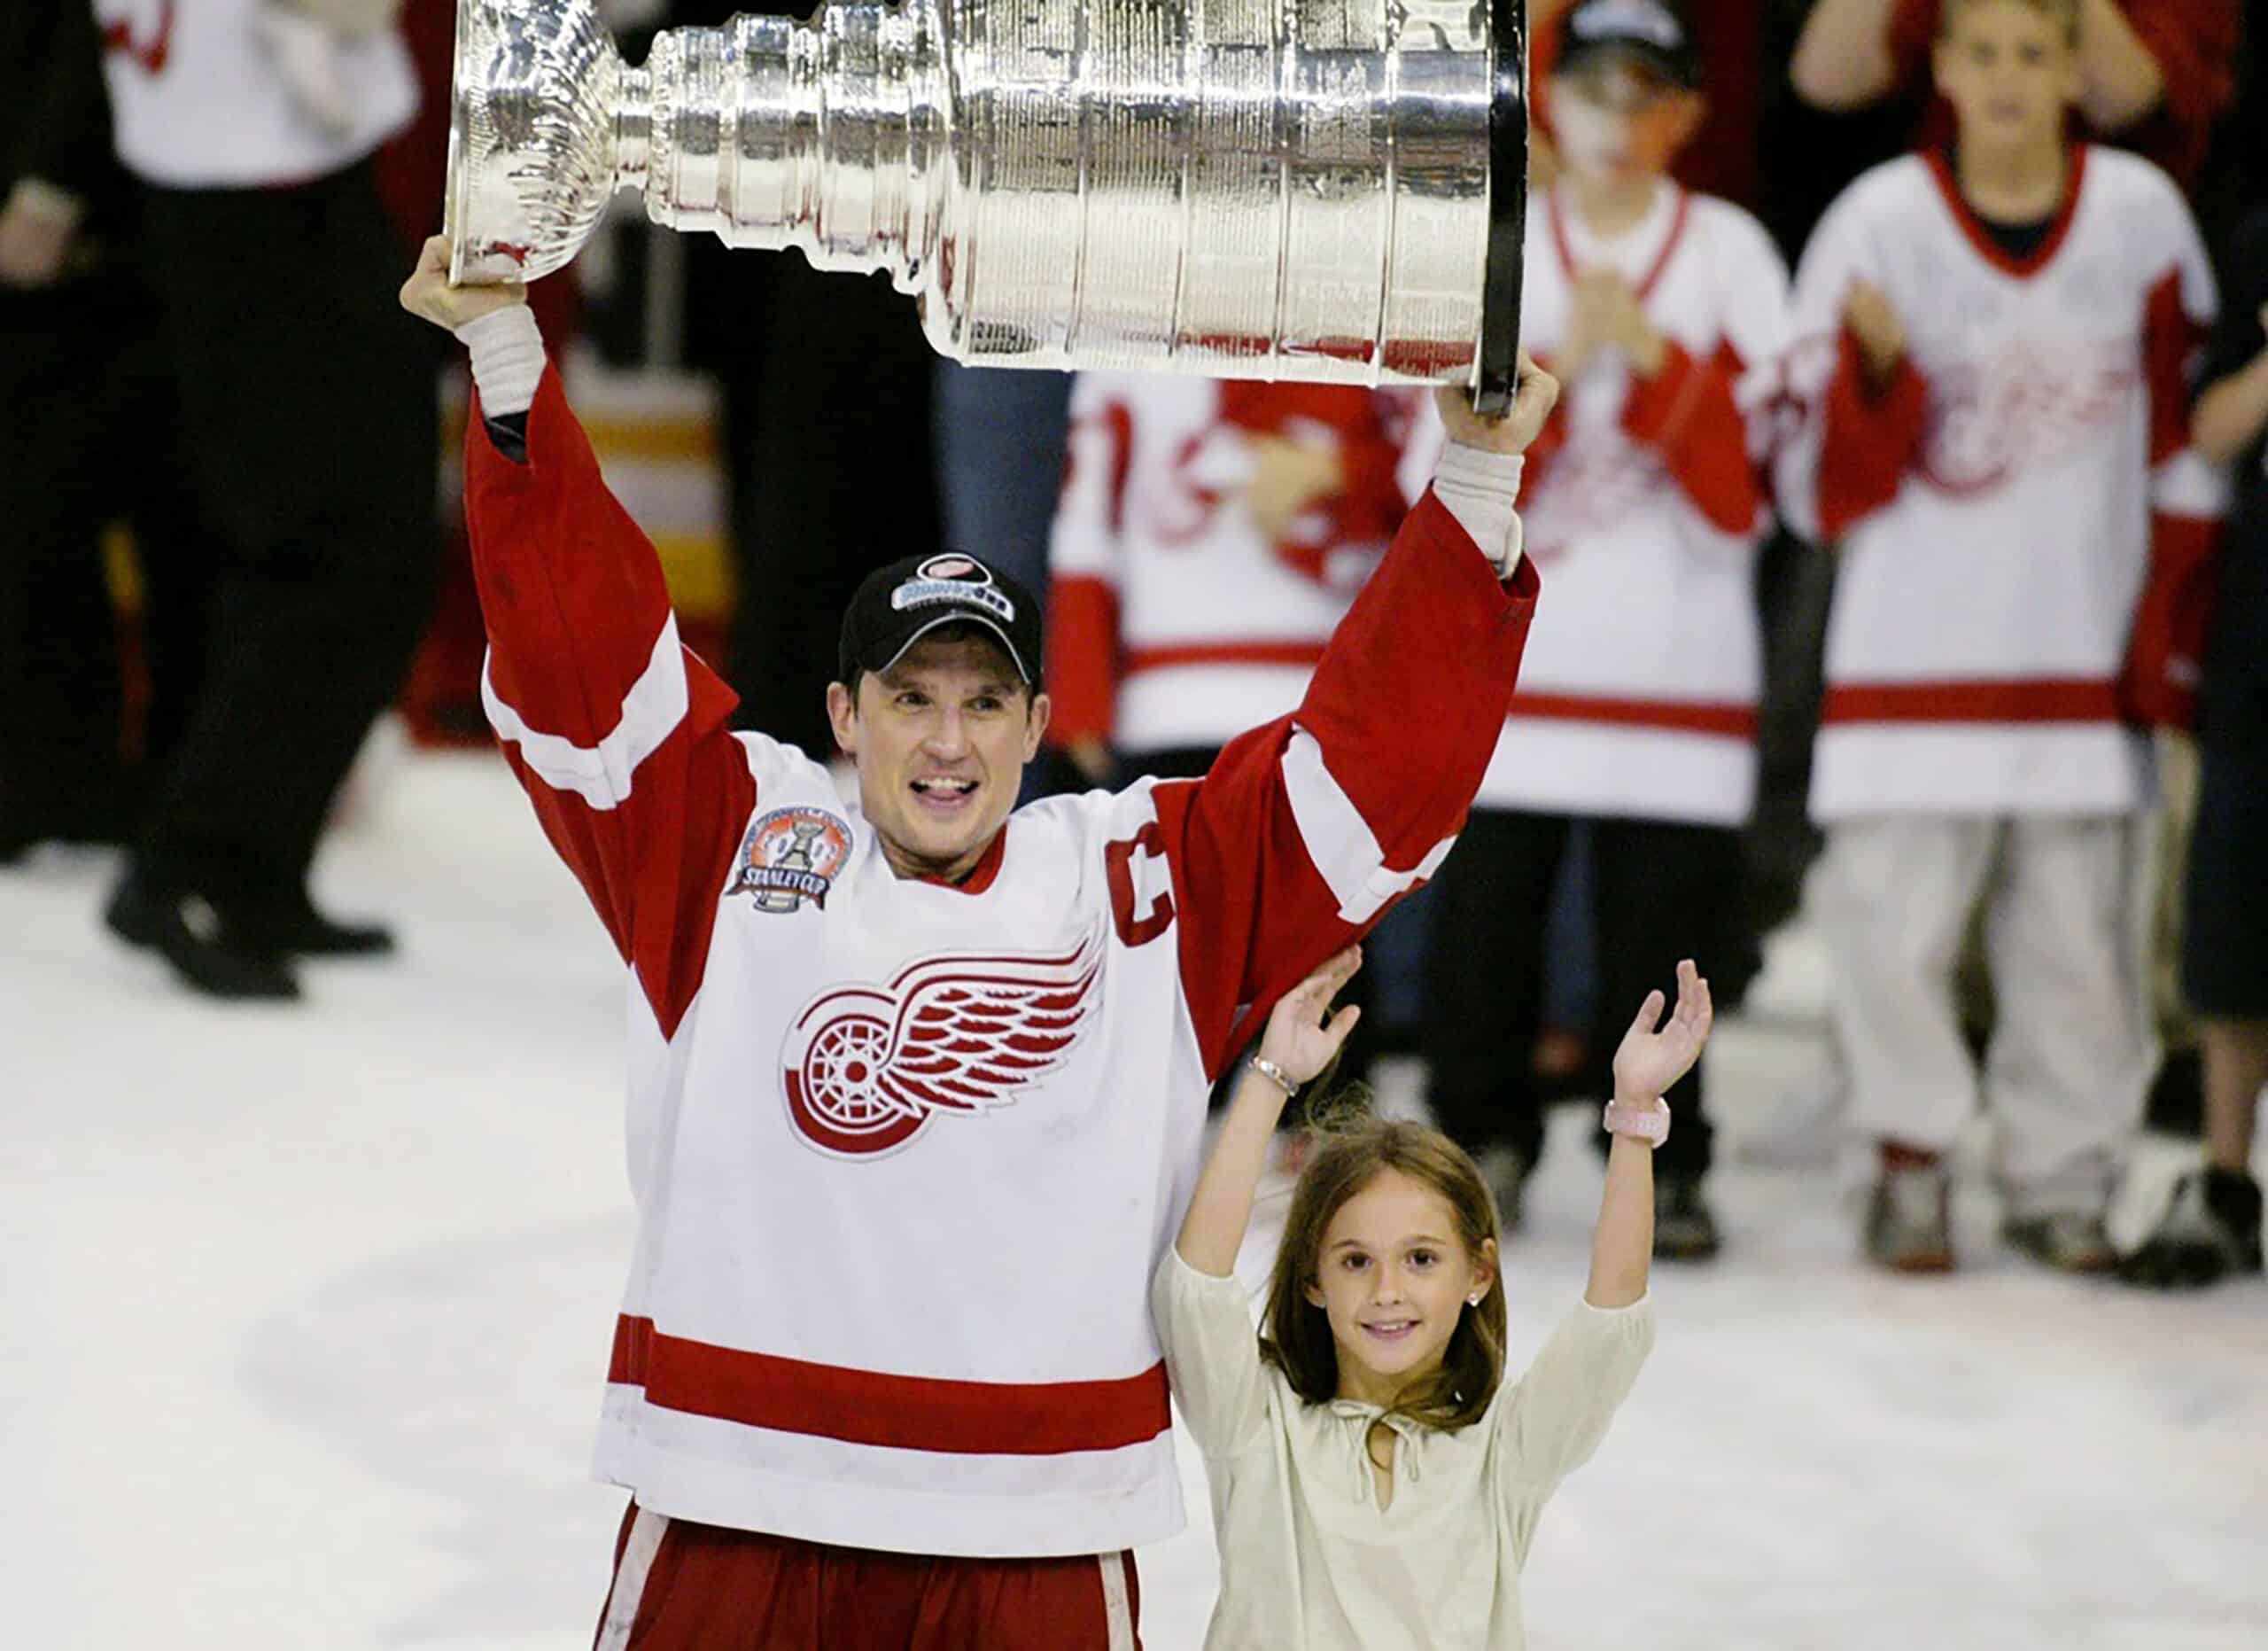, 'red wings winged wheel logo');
780,929,1105,1158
